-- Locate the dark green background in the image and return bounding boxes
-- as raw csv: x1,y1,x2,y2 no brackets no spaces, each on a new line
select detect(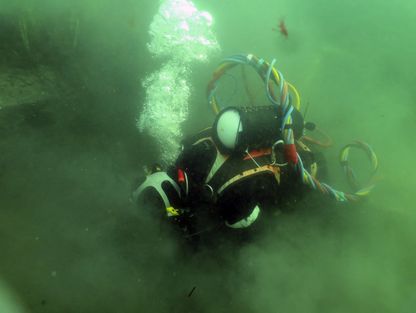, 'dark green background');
0,0,415,312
